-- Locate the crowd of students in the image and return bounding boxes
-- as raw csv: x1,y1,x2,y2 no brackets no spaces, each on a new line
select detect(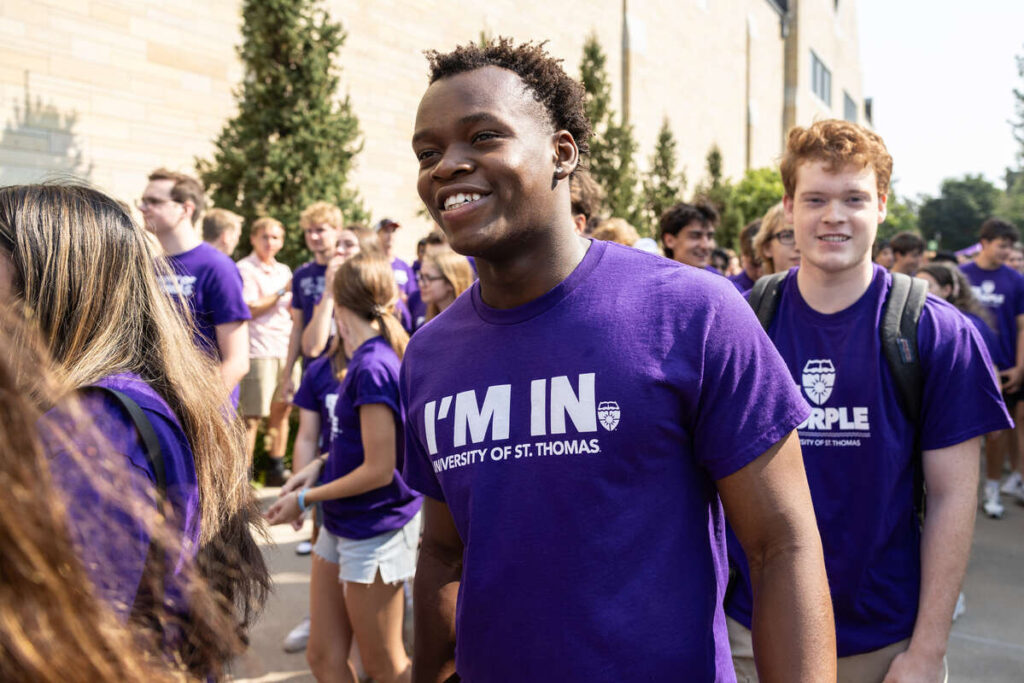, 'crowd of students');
1,35,1021,683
